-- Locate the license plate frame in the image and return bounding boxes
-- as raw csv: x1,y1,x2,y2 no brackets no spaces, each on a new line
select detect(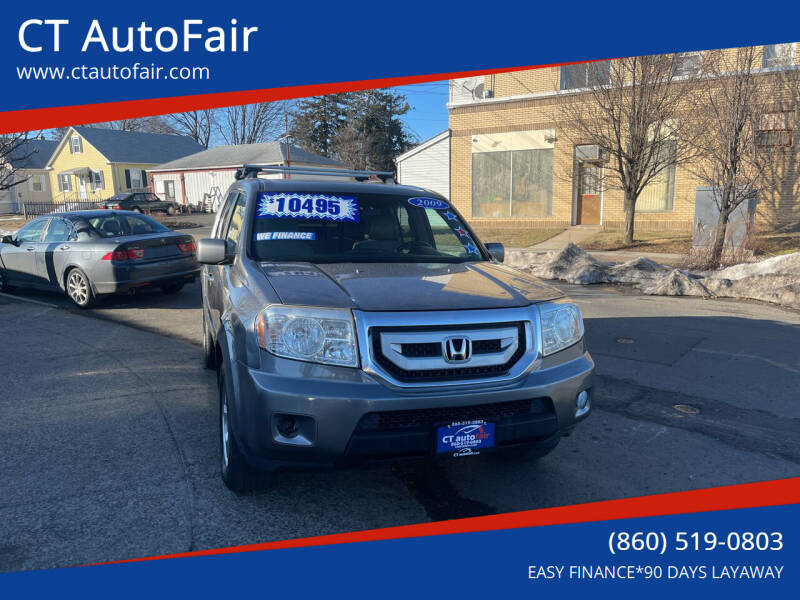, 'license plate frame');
435,420,495,457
